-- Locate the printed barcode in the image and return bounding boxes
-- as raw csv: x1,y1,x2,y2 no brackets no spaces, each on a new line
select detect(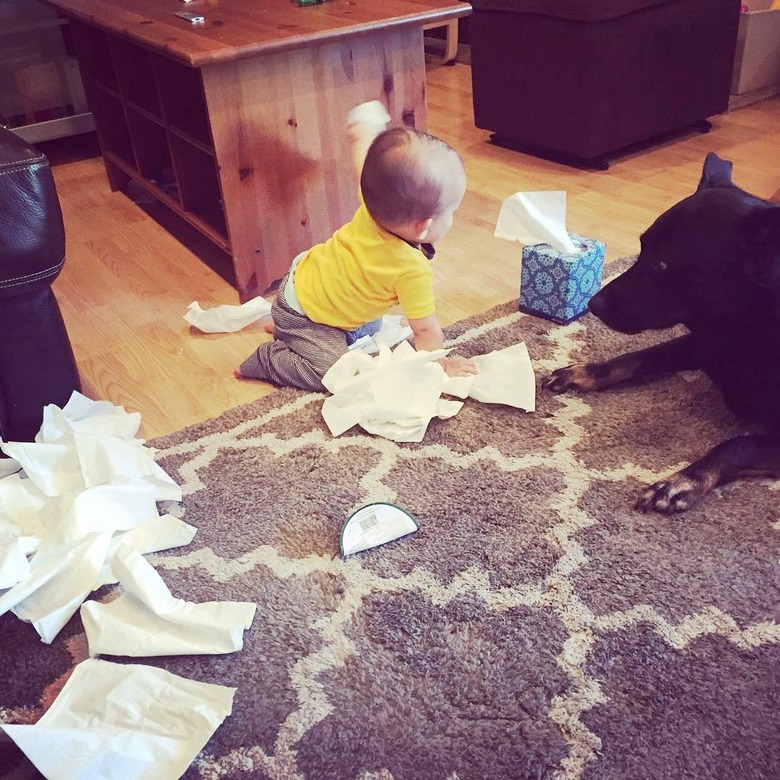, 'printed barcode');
359,512,379,531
